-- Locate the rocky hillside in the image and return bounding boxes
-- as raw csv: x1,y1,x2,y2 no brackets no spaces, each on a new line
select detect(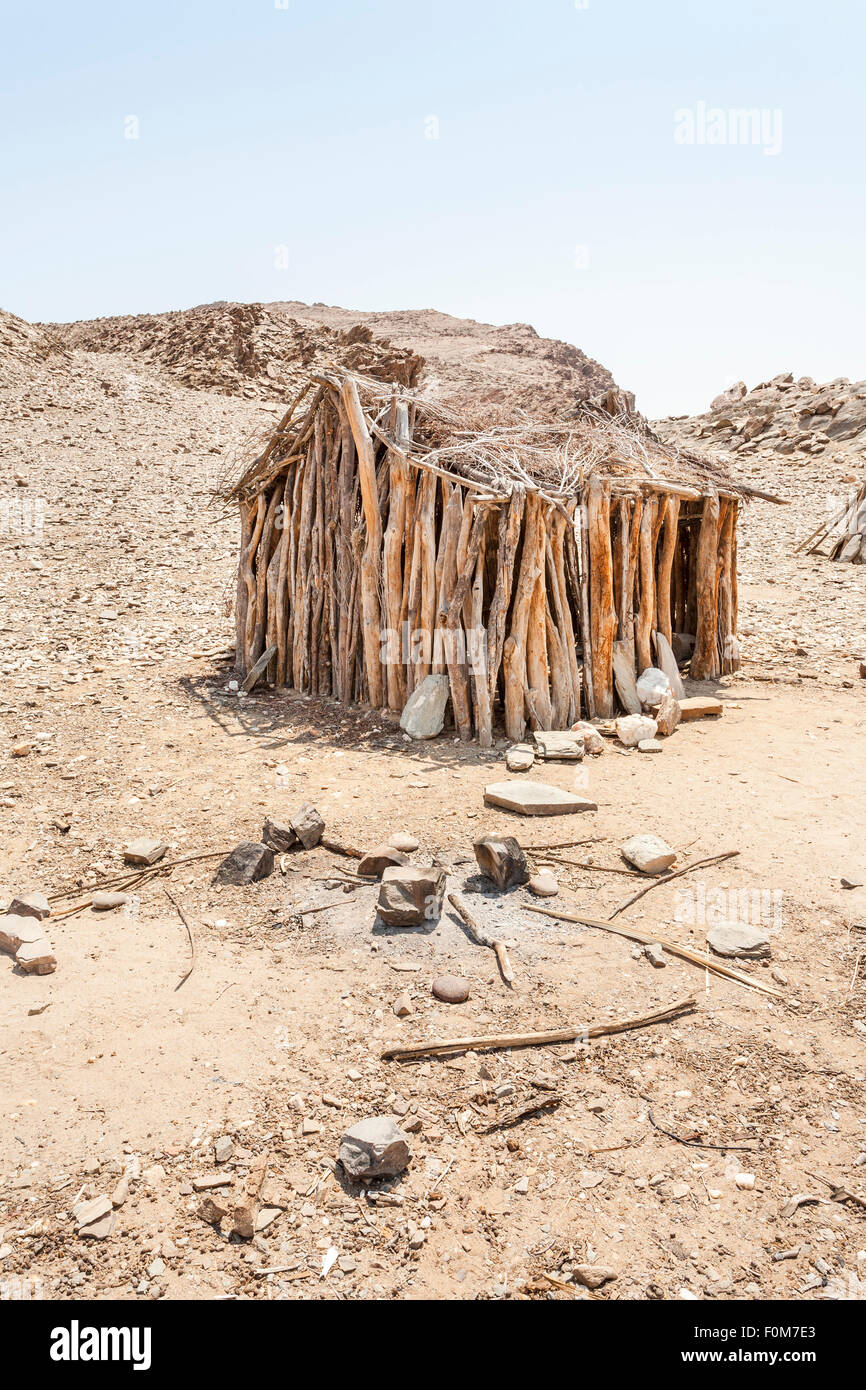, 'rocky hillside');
0,308,69,388
658,372,866,468
50,302,424,402
43,299,620,416
270,301,619,415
